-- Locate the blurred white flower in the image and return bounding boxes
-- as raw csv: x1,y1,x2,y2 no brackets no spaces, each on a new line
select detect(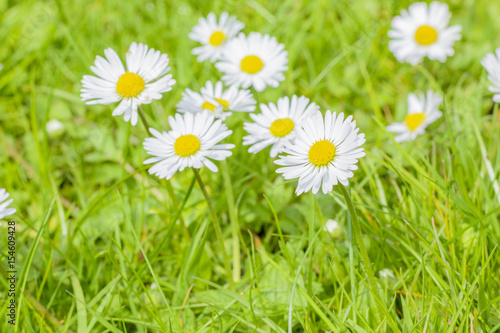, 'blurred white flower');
324,219,339,234
386,90,442,142
0,189,16,219
189,12,244,63
388,2,461,65
176,81,255,120
46,119,65,137
379,269,395,279
481,47,500,103
323,219,345,241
